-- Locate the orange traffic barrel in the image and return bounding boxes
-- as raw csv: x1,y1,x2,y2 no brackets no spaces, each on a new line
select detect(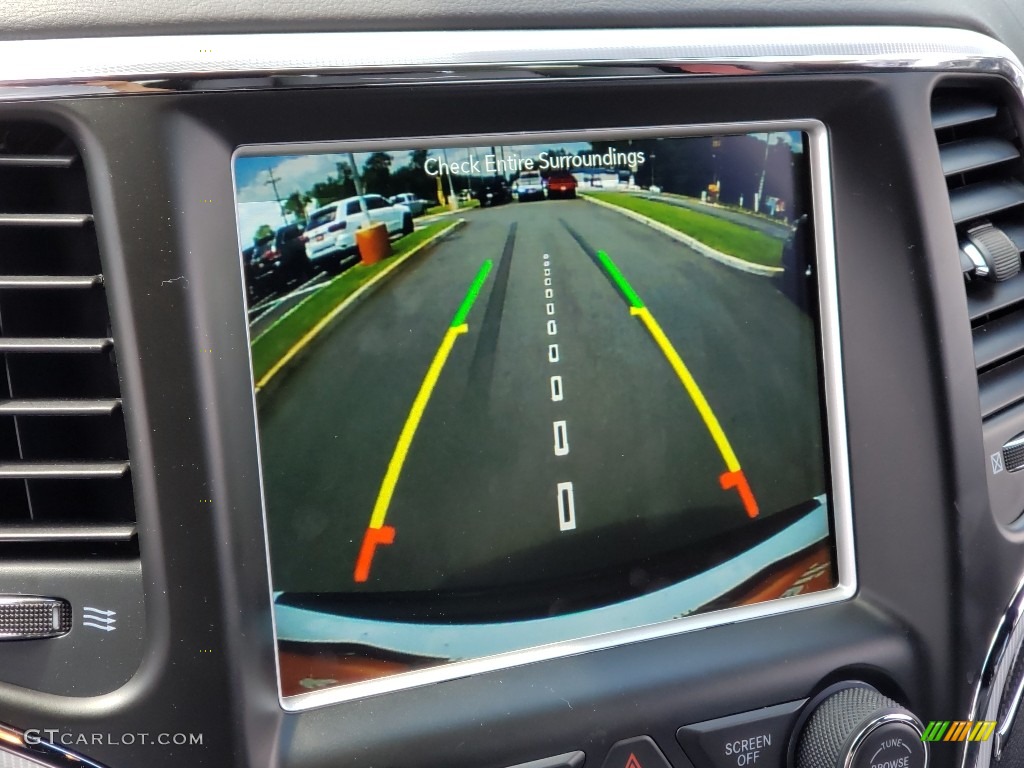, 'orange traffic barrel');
356,222,392,265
